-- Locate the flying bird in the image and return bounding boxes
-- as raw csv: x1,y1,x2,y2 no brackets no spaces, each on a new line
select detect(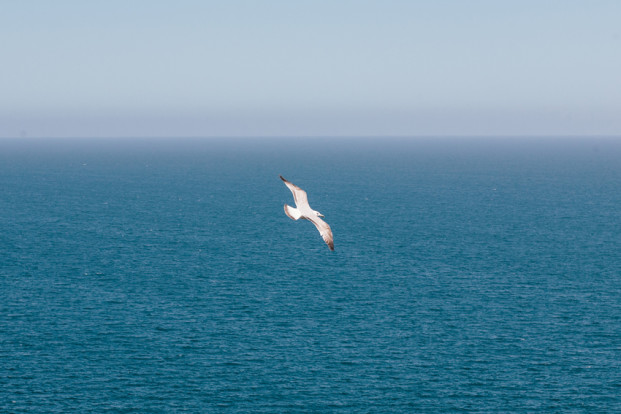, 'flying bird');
280,175,334,251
